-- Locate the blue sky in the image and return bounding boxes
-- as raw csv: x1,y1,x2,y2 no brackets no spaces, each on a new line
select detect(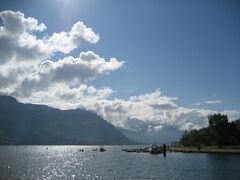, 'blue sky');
1,0,240,110
0,0,240,130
